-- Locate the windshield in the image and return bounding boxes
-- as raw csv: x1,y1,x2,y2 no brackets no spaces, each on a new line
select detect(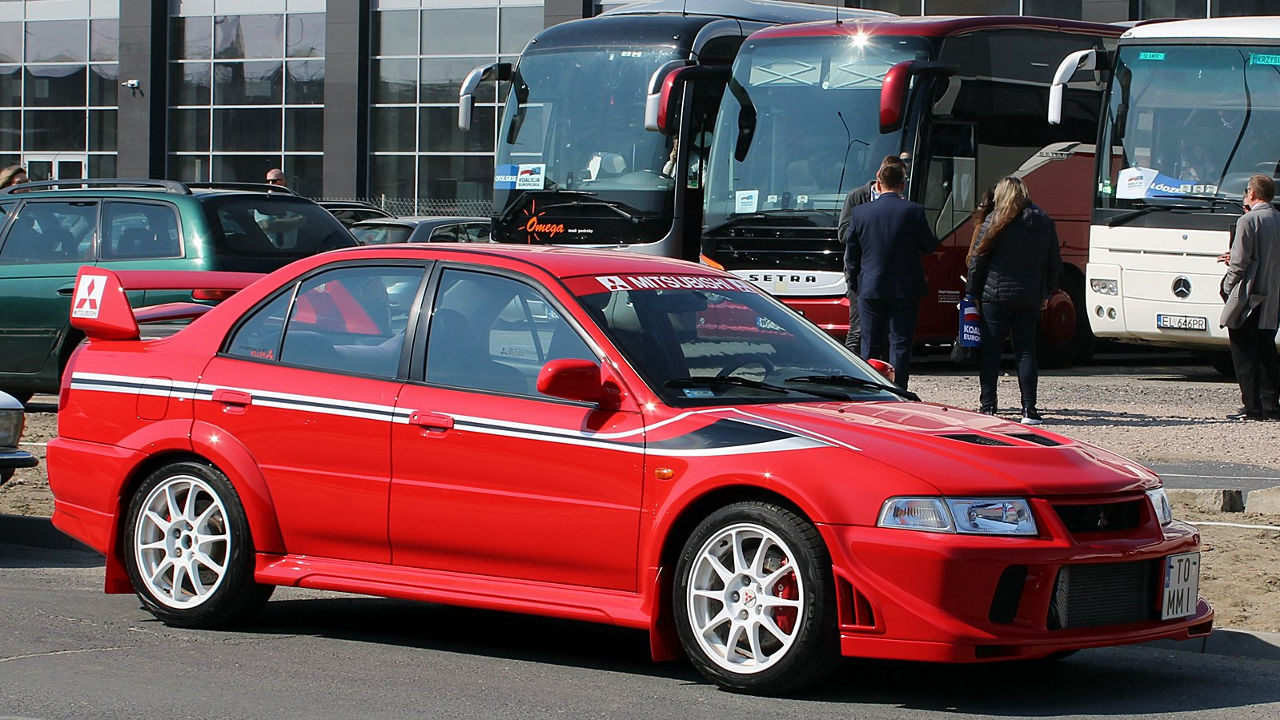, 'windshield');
567,273,901,407
1100,44,1280,209
352,224,413,245
704,35,931,229
493,46,681,228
